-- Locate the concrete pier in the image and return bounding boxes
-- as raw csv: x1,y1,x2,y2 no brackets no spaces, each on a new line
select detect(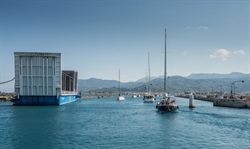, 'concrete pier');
177,95,250,109
213,99,250,109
